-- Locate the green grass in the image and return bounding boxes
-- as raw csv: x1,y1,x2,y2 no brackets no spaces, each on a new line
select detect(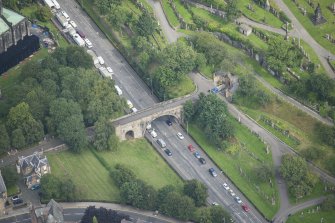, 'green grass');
7,185,20,197
172,0,193,24
188,121,279,219
299,40,326,75
47,139,183,202
237,0,284,28
166,75,196,99
287,205,335,223
96,139,183,189
289,181,331,205
283,0,335,54
161,0,180,27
